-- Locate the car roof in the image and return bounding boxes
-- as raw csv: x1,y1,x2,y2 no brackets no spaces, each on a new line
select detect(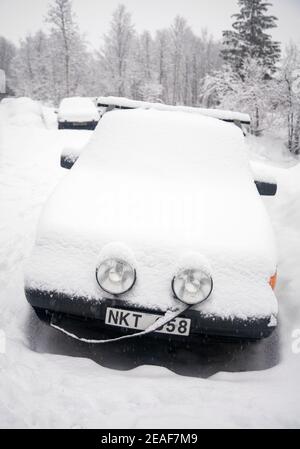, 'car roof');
59,97,99,117
88,108,245,165
59,97,96,109
76,109,251,195
61,96,94,104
